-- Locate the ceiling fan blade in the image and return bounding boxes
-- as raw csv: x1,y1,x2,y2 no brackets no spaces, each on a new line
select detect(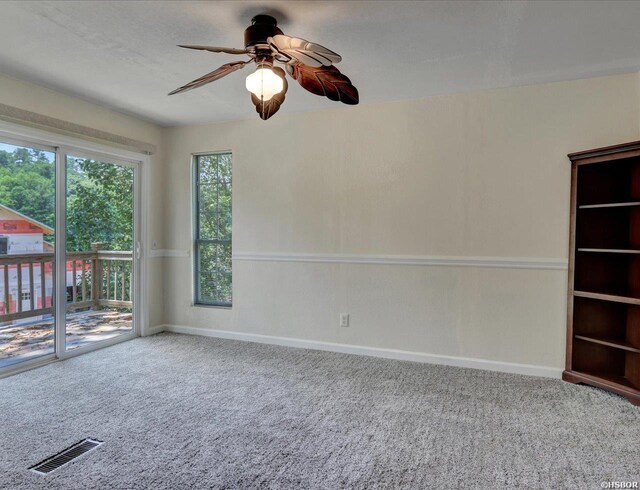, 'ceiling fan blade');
250,67,288,120
290,63,358,105
178,45,249,55
168,60,248,95
268,35,341,67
